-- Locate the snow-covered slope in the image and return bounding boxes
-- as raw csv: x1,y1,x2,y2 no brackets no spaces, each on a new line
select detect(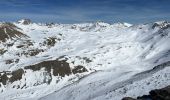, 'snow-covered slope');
0,20,170,100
